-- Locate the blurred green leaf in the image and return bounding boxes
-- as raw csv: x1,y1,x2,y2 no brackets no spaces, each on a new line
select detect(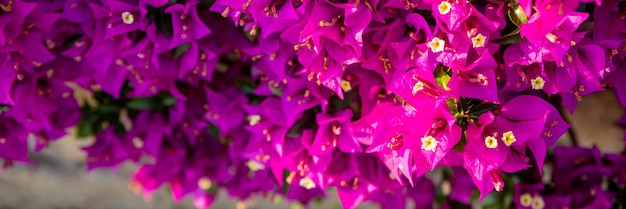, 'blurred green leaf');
270,86,283,97
208,123,221,139
76,120,93,138
60,34,83,49
171,43,191,58
282,169,291,193
97,104,119,114
127,98,157,110
162,96,177,107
